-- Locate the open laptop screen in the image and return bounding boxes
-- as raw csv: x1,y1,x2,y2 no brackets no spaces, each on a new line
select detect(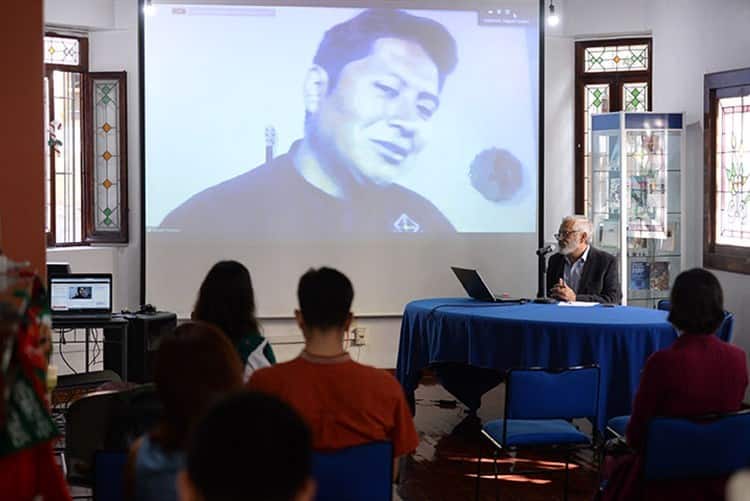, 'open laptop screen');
451,267,496,302
49,274,112,314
